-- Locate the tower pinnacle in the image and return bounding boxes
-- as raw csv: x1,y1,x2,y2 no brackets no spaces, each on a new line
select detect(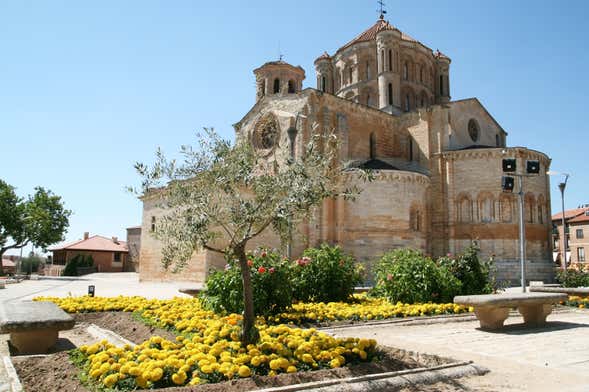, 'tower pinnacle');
377,0,387,19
